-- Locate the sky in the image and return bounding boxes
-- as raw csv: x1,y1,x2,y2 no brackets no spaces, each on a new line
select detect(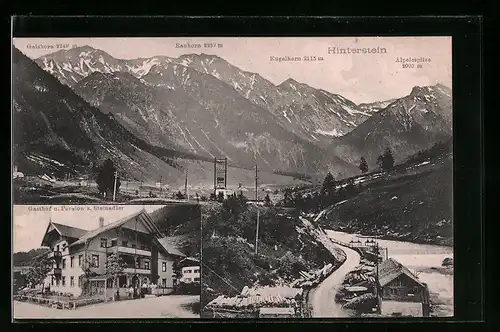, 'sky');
13,205,163,253
12,36,452,103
